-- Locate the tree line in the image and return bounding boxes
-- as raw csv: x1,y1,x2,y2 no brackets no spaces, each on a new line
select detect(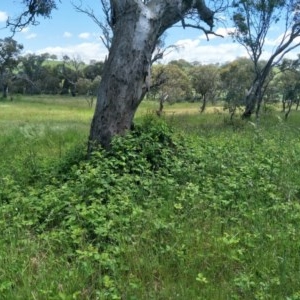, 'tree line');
151,57,300,119
3,0,300,150
1,37,300,120
0,39,104,100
